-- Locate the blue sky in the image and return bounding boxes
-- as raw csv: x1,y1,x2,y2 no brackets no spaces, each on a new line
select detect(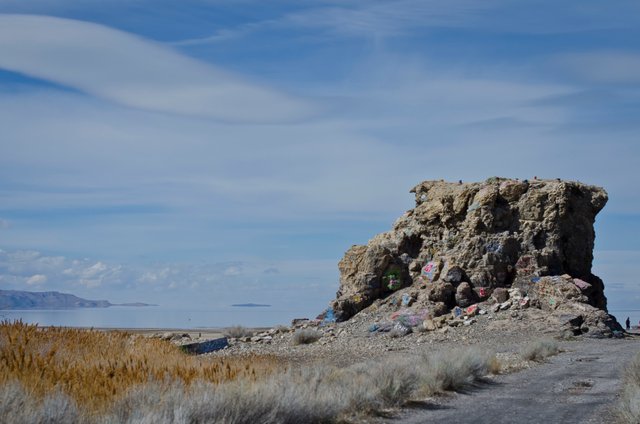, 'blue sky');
0,0,639,318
